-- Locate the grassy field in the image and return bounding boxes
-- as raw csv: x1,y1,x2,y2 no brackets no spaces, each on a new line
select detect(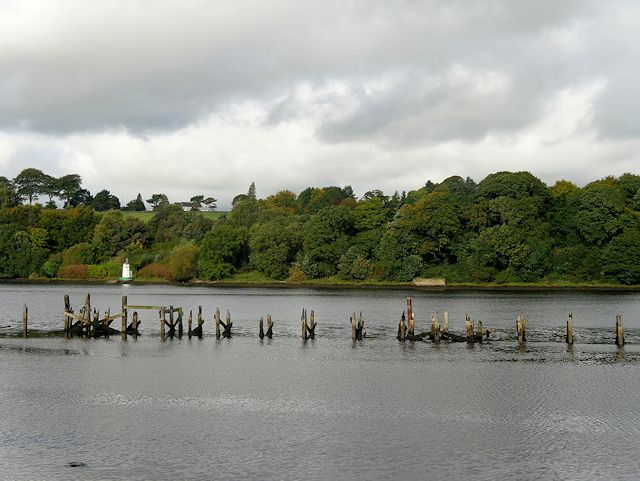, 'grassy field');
119,210,227,222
